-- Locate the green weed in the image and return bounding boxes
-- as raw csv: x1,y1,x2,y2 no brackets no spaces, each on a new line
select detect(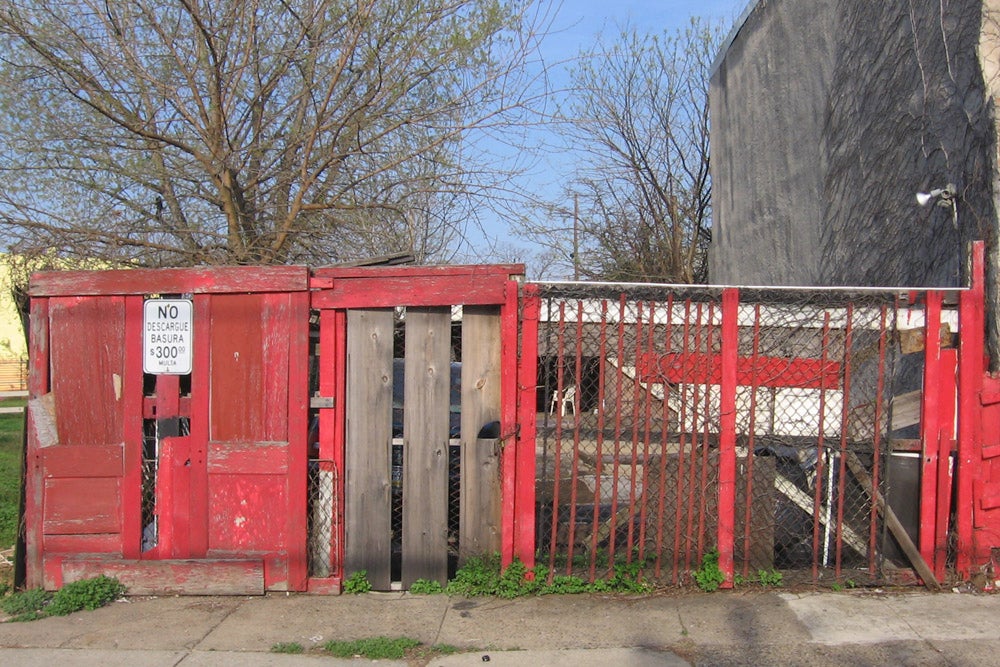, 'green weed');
446,553,649,597
432,644,461,654
270,642,304,654
47,575,126,615
323,636,420,659
757,569,783,587
693,550,725,592
0,576,125,621
734,568,783,588
408,578,444,594
342,570,372,594
1,587,50,617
